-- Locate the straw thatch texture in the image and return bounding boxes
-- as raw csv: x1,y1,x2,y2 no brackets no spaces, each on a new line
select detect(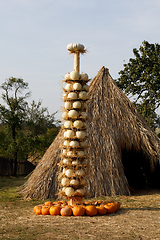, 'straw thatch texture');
21,66,160,199
86,67,160,196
